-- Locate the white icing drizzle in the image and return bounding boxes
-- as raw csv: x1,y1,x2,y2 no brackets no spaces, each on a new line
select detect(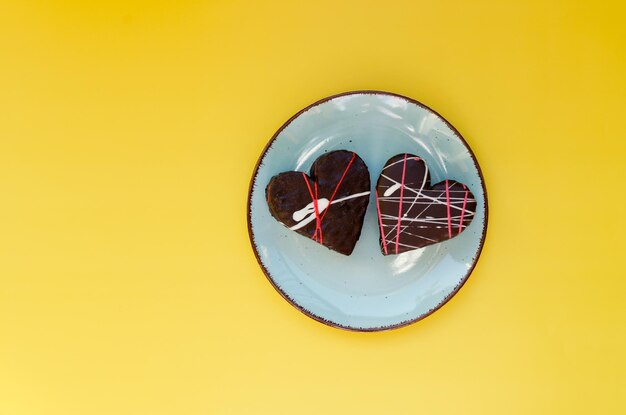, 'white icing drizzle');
289,191,370,231
383,183,401,197
378,157,476,251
